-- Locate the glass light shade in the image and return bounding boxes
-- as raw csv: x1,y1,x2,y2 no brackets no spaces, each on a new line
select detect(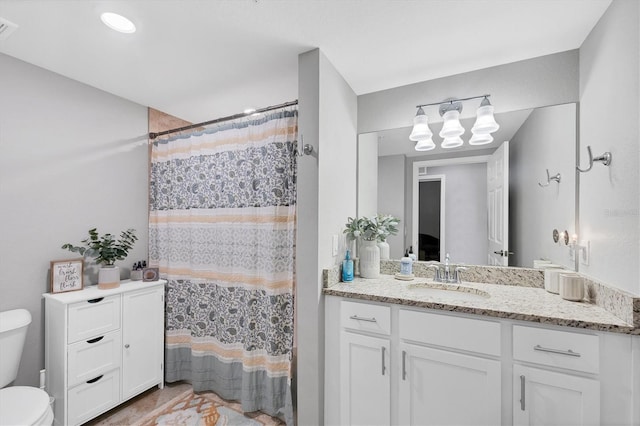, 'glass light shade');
472,104,500,134
439,110,465,138
441,136,464,149
415,137,436,151
409,108,433,141
469,133,494,145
